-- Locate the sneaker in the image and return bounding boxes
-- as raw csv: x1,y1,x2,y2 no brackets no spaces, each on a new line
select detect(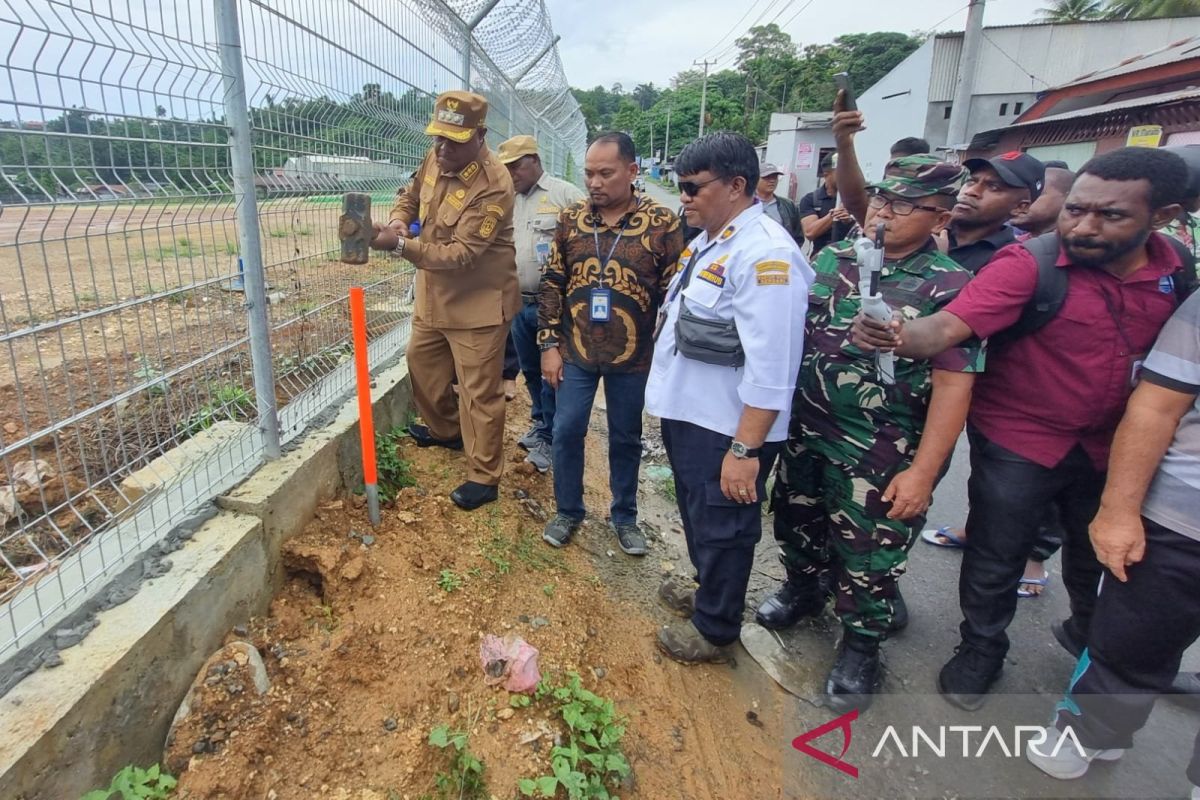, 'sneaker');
938,643,1004,711
1026,725,1124,780
542,514,582,548
518,425,543,451
656,619,730,664
825,630,882,713
658,575,696,617
525,439,552,473
613,522,647,556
